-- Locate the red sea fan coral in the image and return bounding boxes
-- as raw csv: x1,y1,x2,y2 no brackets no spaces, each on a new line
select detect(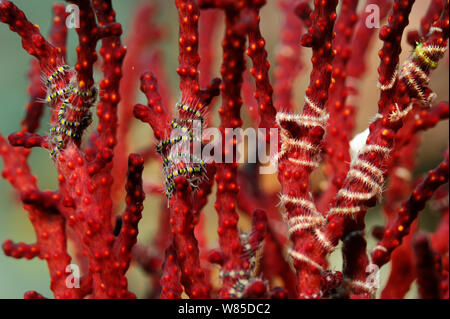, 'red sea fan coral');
0,0,448,300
